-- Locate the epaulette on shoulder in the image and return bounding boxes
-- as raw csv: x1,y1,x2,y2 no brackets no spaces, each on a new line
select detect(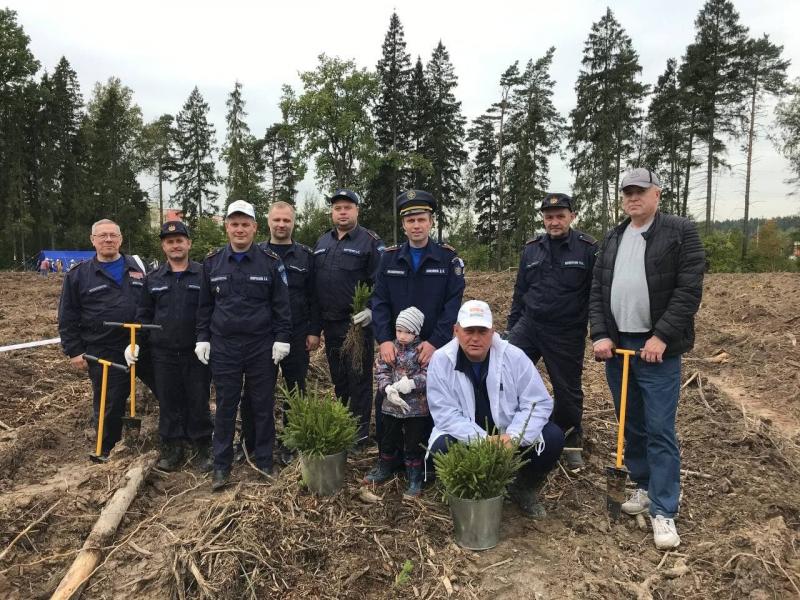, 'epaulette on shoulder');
205,247,222,259
365,228,381,241
383,244,399,252
578,232,598,245
440,243,457,253
296,242,313,254
259,245,280,260
525,234,544,245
